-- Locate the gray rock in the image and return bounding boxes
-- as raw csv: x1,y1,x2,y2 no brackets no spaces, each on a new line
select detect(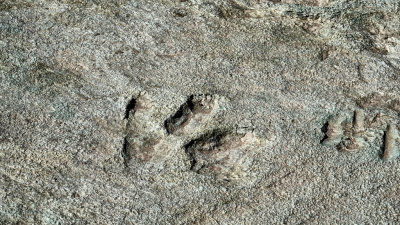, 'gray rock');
1,0,400,224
